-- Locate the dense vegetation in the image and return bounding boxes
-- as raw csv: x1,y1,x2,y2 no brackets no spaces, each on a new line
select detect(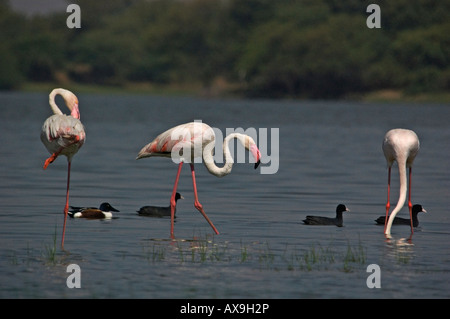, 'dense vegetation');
1,0,449,98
